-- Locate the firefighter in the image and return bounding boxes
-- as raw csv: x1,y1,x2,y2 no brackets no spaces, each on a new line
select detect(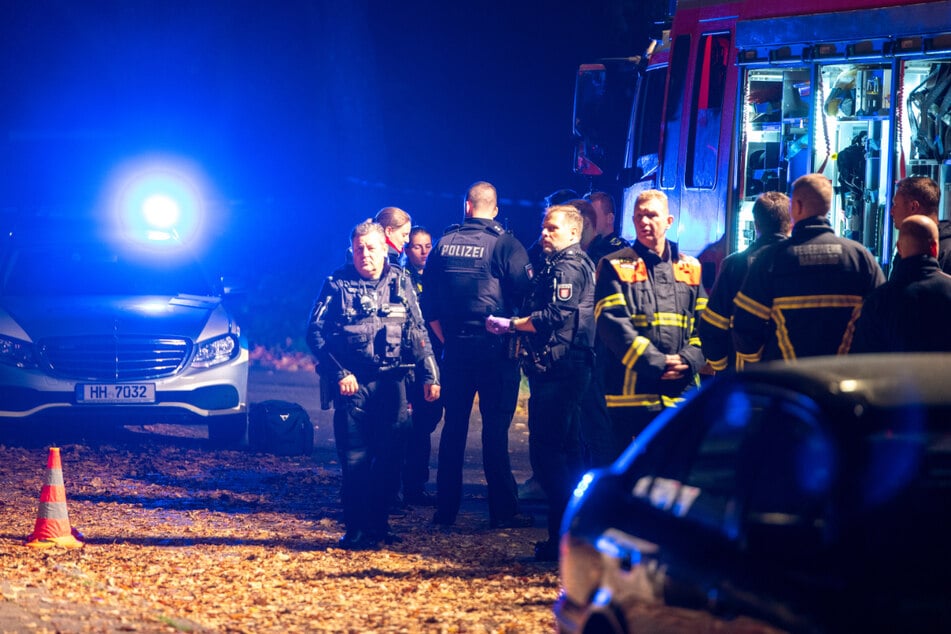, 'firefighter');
699,191,790,374
733,173,884,367
594,189,707,457
486,205,595,561
889,176,951,275
306,220,440,550
422,181,533,529
849,216,951,353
